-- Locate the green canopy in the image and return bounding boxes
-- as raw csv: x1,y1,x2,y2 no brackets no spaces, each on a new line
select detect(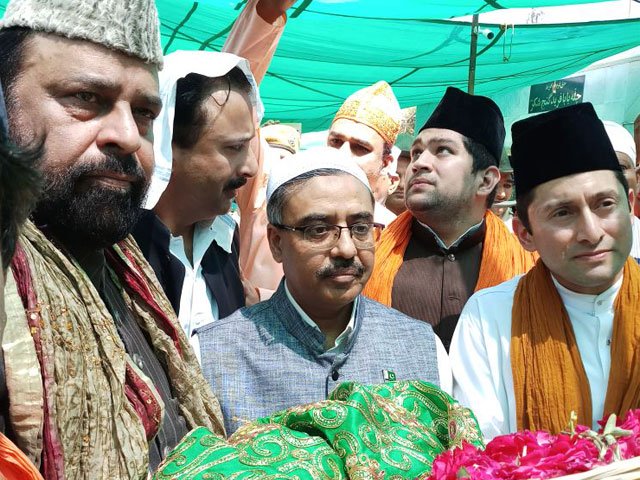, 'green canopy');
1,1,637,131
154,2,639,130
159,0,613,30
